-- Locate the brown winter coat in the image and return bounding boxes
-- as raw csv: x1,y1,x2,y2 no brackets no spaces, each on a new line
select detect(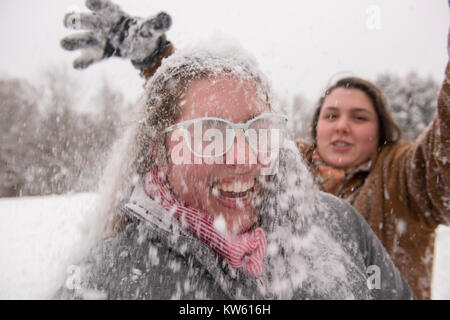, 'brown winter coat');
296,57,449,300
